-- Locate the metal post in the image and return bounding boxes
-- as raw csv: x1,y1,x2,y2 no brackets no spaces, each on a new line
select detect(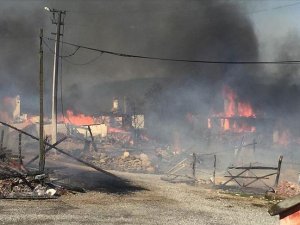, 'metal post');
39,29,45,172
